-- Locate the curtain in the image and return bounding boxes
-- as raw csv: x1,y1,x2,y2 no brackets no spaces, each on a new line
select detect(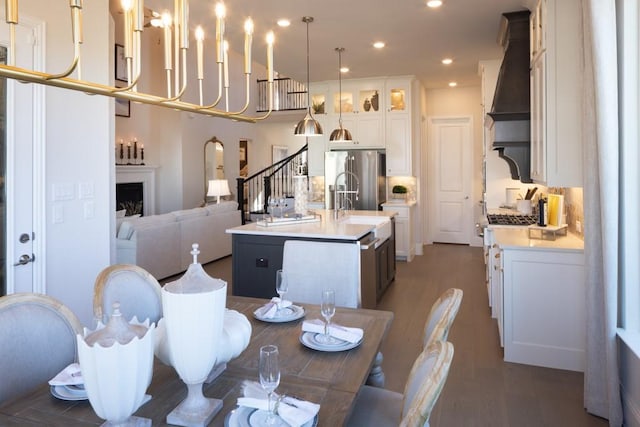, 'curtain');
582,1,623,424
